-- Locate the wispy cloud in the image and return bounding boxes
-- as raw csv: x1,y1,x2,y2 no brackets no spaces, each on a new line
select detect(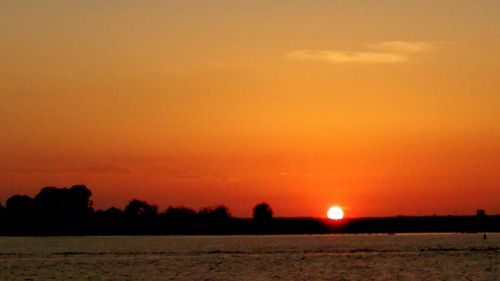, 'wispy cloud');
368,41,438,53
287,50,407,63
287,41,440,64
0,166,131,175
